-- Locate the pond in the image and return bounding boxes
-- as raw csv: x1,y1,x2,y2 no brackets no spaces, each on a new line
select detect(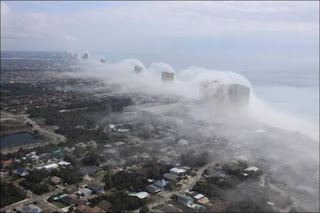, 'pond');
0,132,44,148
